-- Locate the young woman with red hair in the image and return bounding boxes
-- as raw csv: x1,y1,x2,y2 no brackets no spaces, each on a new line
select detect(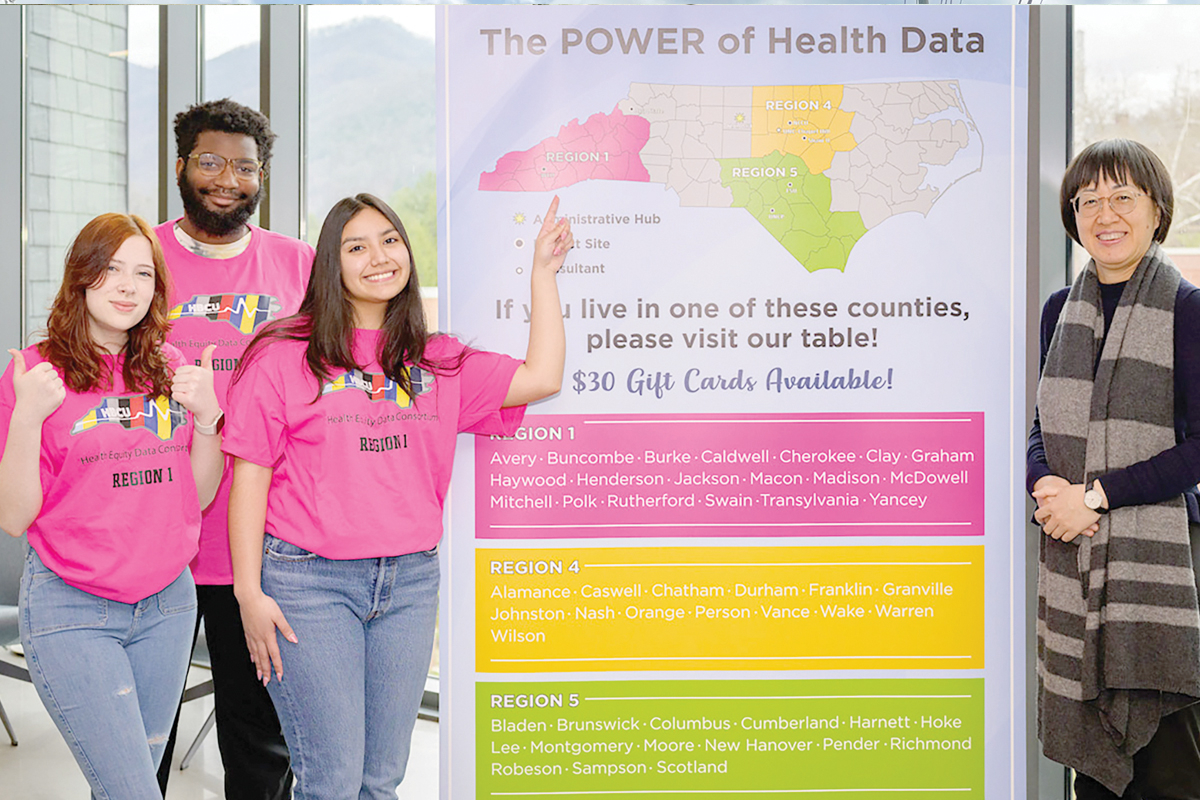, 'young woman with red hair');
0,213,223,799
